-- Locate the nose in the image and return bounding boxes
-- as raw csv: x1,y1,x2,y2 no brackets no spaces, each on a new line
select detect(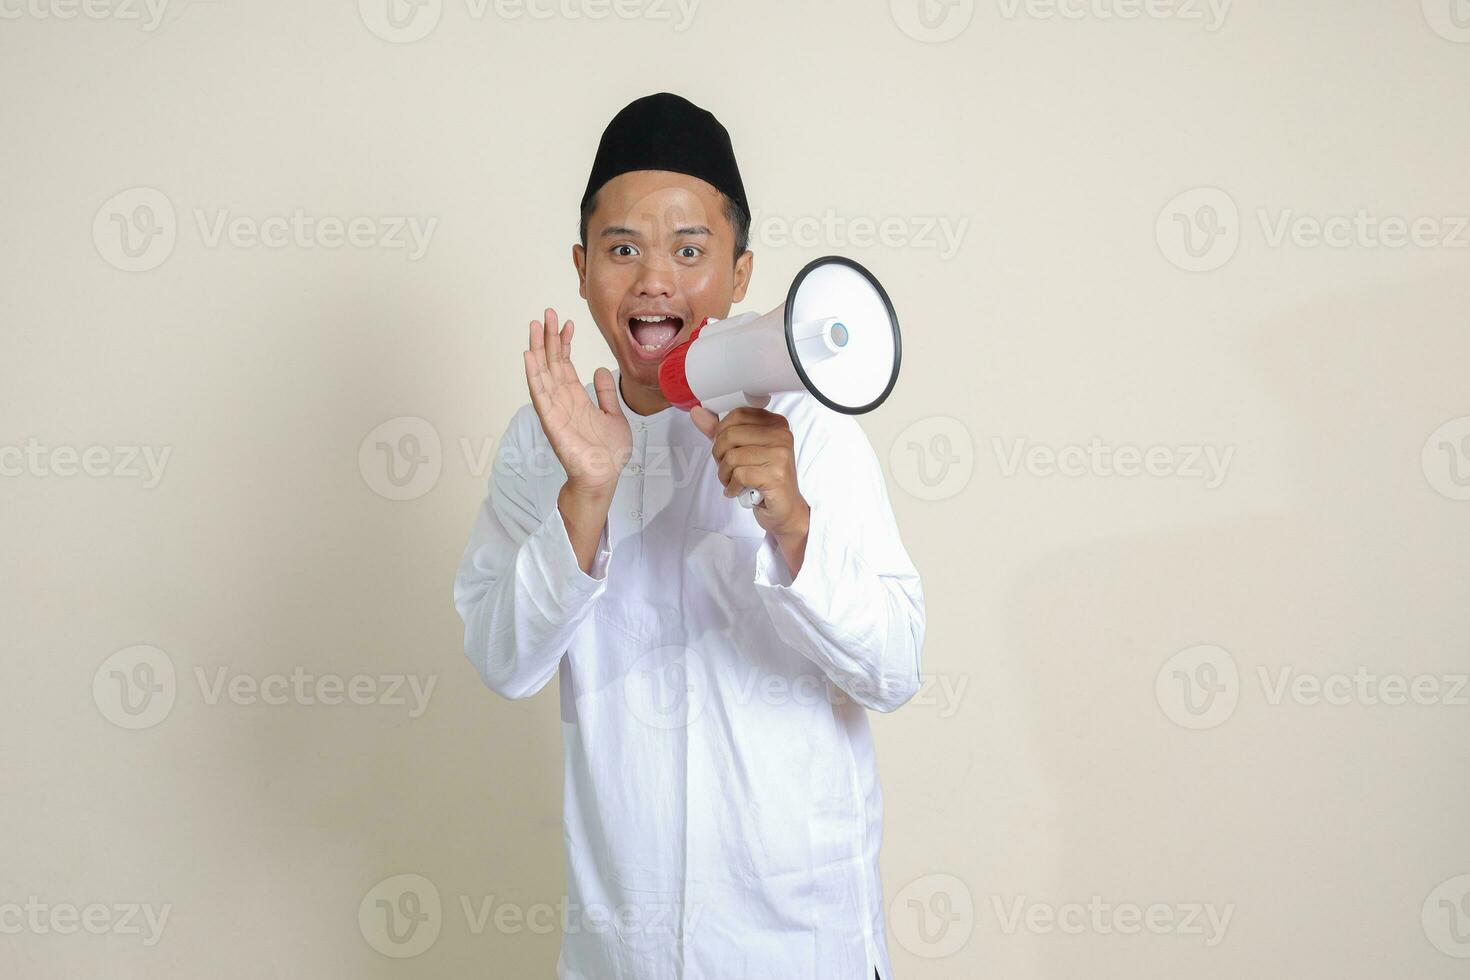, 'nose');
631,253,676,300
